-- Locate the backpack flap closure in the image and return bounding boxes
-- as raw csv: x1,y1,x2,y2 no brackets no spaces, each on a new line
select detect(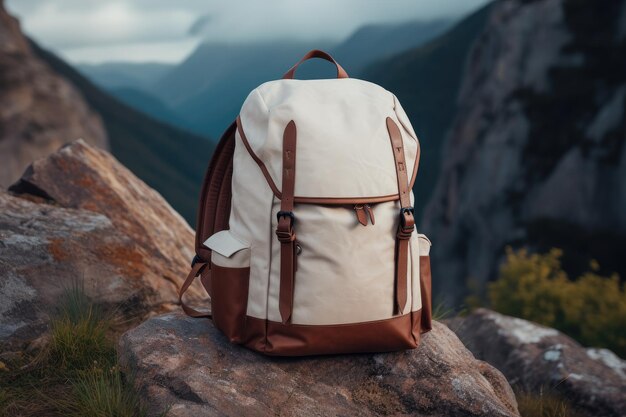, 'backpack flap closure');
239,79,419,201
